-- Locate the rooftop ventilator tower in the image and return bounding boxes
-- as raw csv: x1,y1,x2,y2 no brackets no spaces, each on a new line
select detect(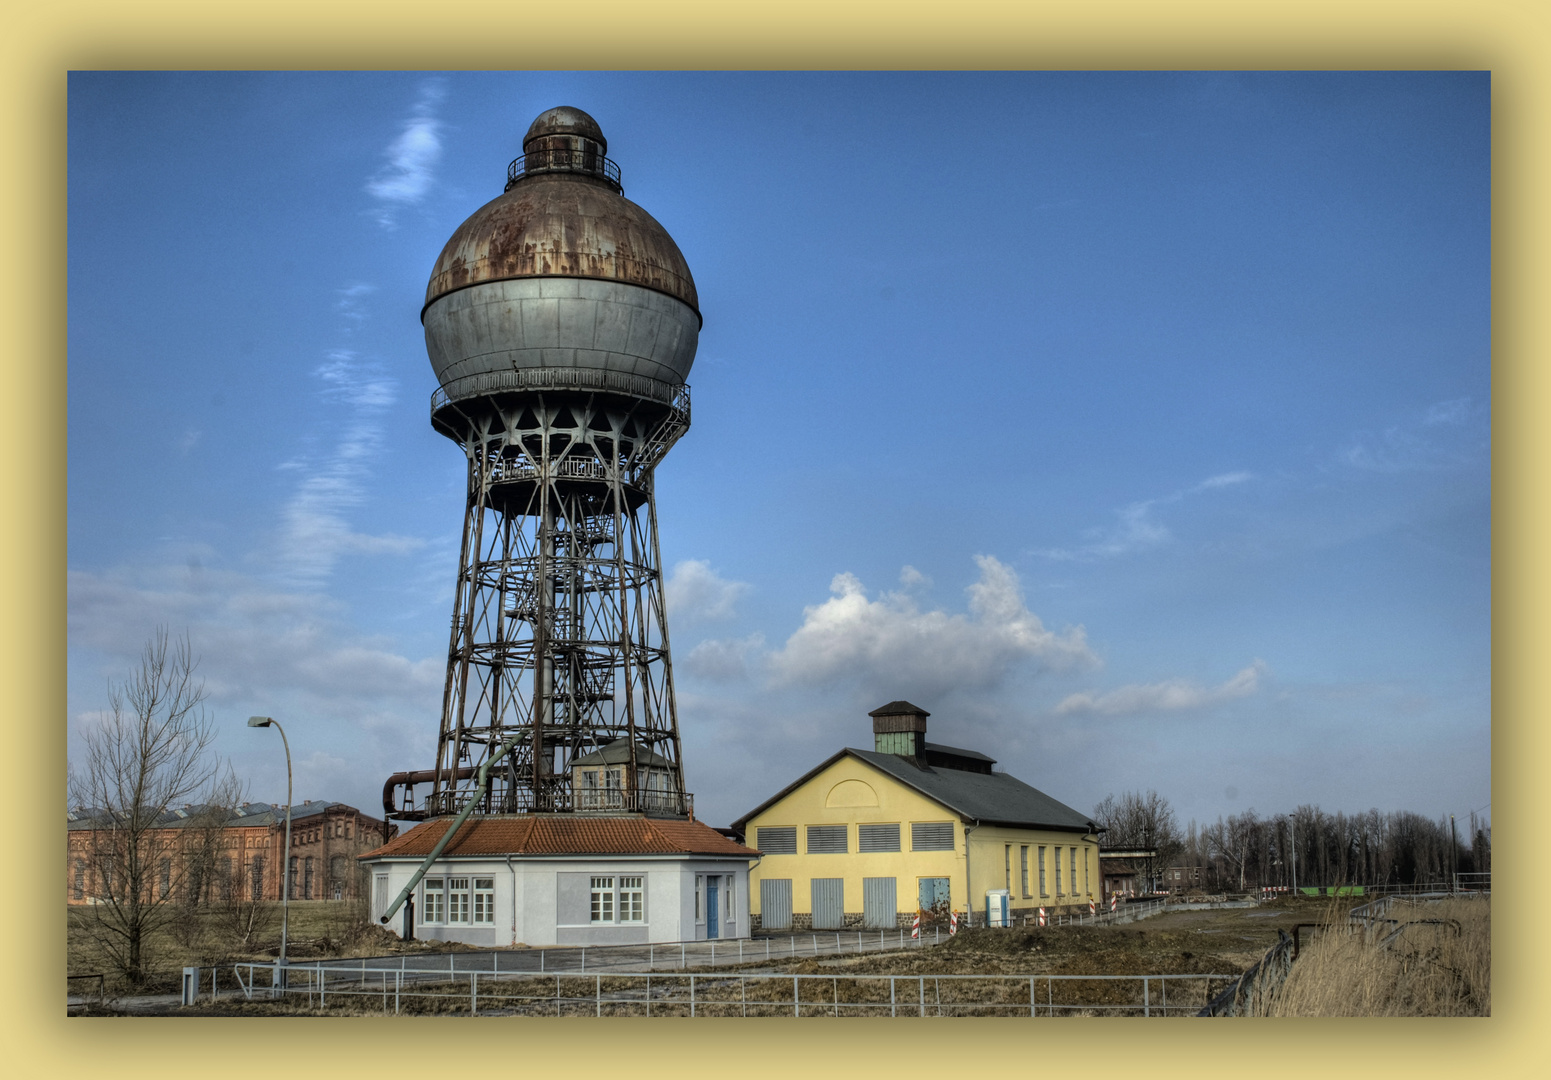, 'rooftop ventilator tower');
384,106,698,824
